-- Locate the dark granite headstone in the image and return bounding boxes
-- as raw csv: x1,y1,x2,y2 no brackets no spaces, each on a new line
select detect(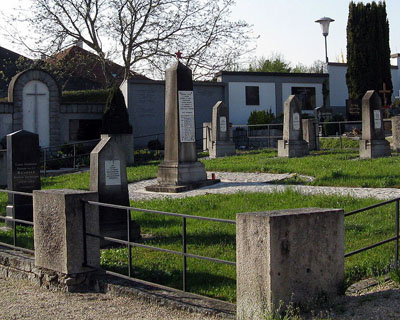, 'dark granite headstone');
6,130,41,223
146,62,219,192
359,90,391,159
